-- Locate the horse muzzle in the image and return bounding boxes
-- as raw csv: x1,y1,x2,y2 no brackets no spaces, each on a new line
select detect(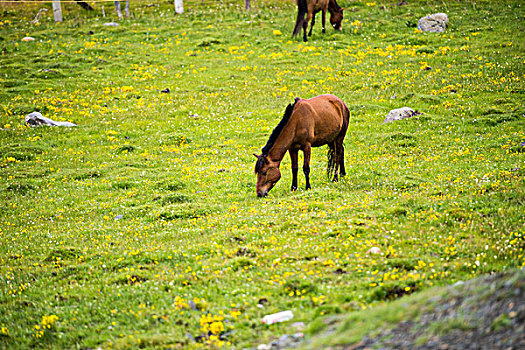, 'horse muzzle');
257,190,268,198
